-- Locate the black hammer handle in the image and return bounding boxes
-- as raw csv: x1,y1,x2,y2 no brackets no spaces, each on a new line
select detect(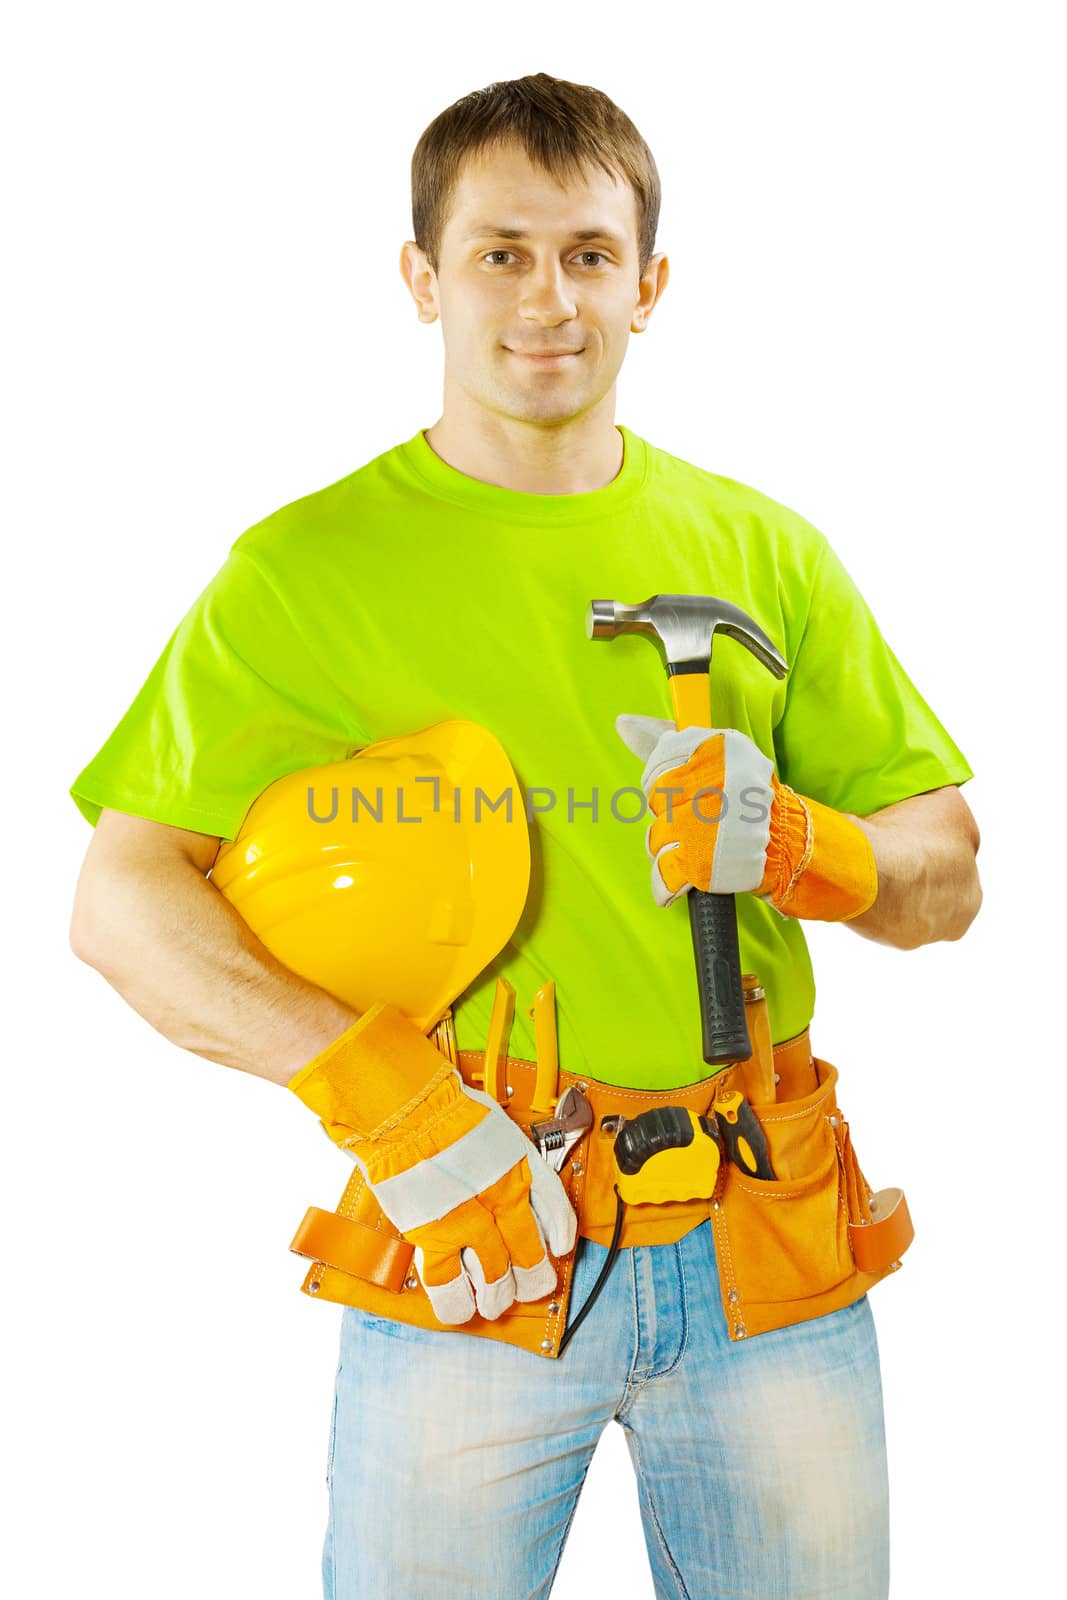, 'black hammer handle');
688,883,751,1064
